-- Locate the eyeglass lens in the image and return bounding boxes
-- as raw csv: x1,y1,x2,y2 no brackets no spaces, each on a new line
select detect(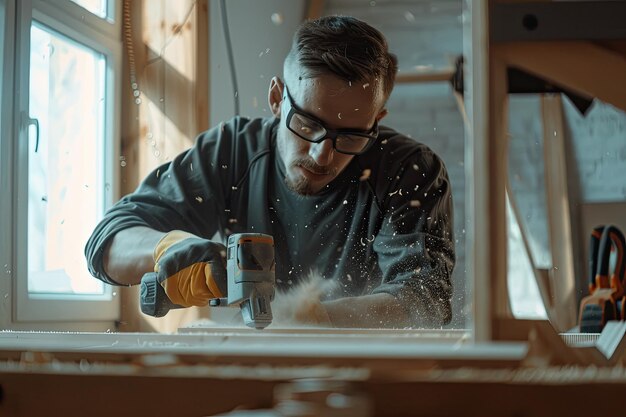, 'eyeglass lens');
289,113,372,154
